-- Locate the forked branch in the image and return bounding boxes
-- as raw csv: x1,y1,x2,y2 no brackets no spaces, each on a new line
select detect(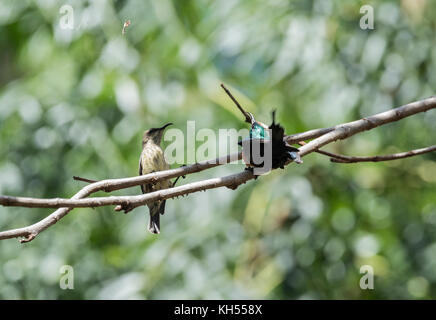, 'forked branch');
0,95,435,242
